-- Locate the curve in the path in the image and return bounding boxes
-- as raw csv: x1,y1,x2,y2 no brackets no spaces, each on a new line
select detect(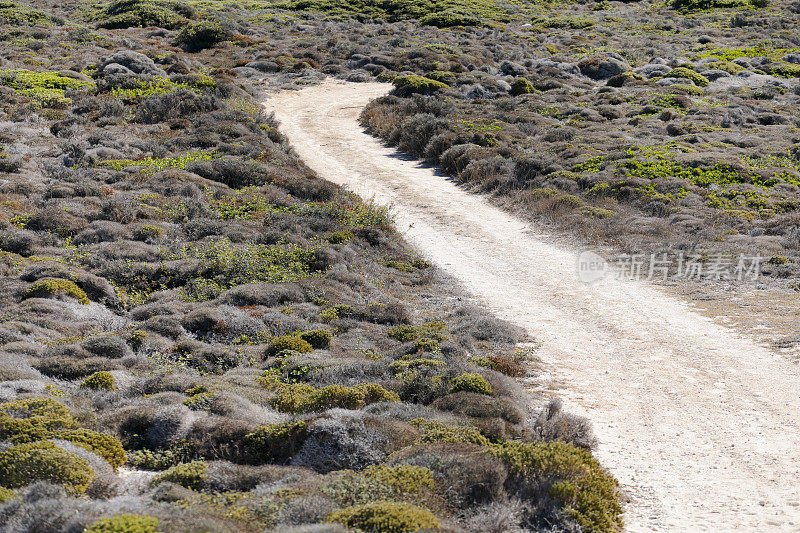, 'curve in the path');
264,79,800,532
